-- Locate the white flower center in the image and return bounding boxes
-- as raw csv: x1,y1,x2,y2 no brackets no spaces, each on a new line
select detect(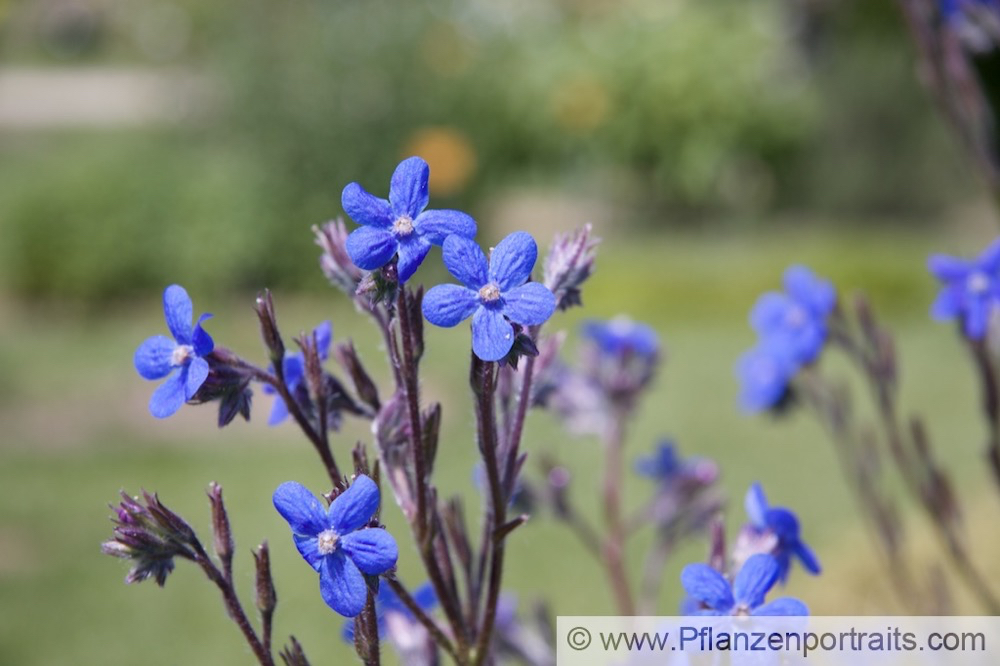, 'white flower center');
393,215,415,237
171,345,194,366
784,305,806,328
967,271,990,295
479,283,501,303
733,603,752,616
316,528,339,555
